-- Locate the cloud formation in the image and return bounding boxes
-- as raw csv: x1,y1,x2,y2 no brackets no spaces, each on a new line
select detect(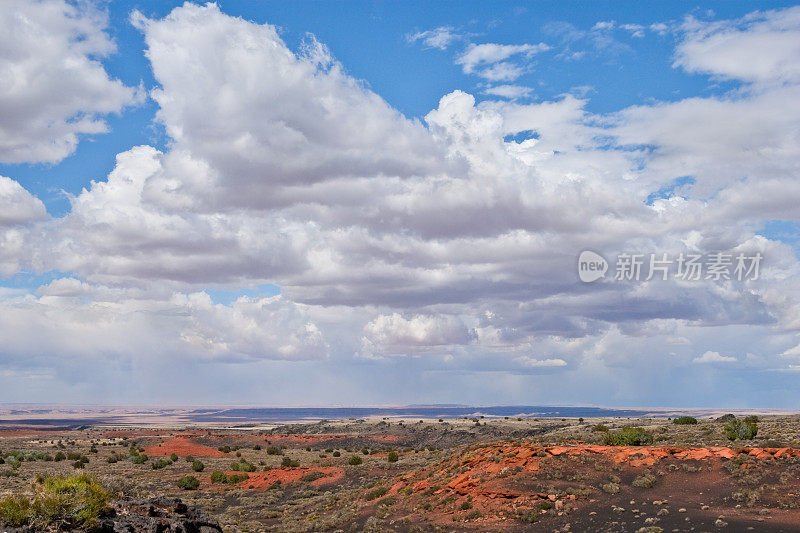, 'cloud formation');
0,0,140,163
406,26,461,50
456,43,550,81
1,3,800,404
